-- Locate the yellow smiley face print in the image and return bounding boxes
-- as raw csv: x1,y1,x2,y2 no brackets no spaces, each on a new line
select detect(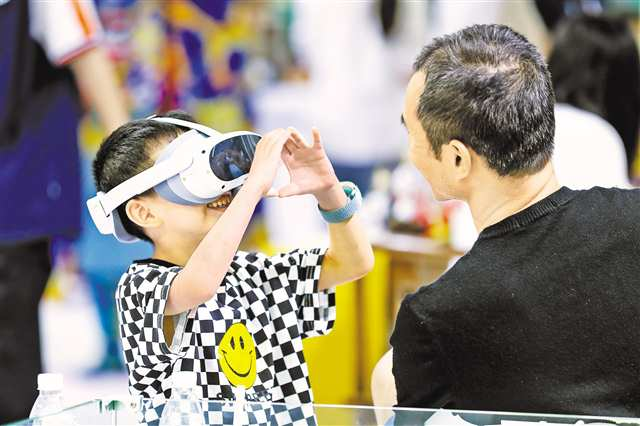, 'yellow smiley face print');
217,323,257,388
